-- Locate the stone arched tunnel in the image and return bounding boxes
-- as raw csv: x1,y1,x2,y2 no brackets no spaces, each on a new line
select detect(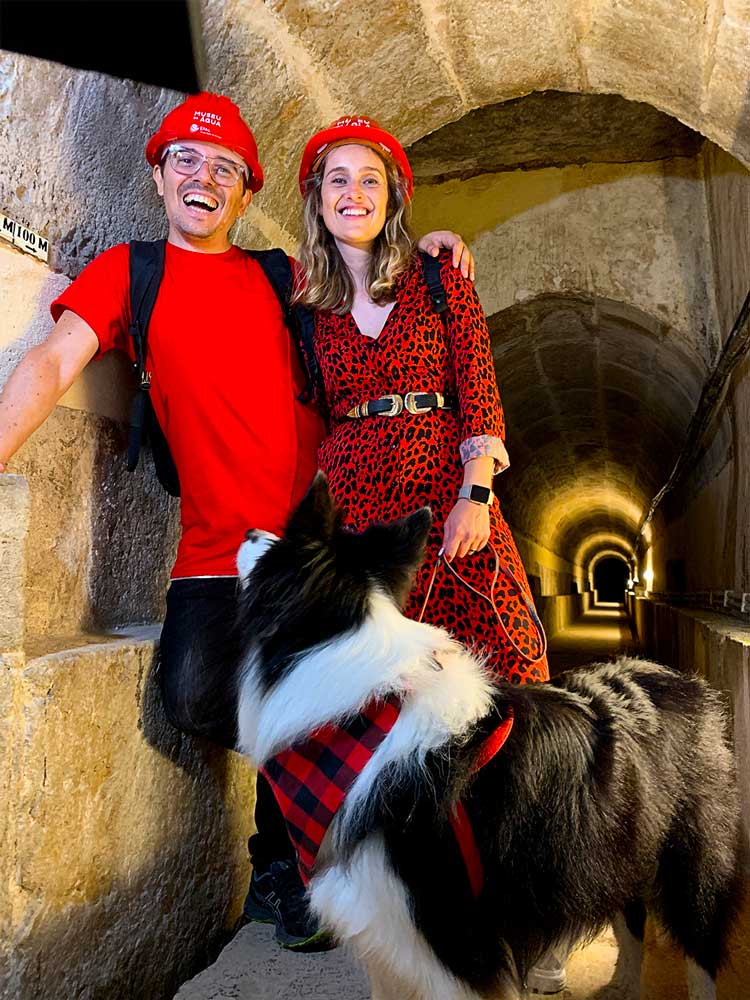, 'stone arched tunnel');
1,3,750,998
